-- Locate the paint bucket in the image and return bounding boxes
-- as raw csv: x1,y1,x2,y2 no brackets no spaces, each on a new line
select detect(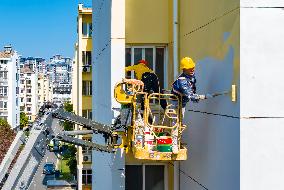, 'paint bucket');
157,136,172,144
135,134,144,147
157,144,172,152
